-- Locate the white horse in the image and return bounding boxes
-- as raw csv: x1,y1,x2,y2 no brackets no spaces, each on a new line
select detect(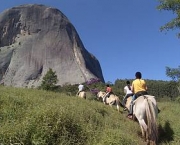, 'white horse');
97,91,121,112
78,91,86,99
124,96,133,112
131,95,158,145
